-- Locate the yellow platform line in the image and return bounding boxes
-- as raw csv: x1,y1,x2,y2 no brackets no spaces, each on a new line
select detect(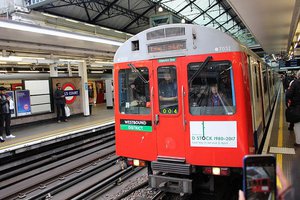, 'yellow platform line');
0,118,115,150
276,89,284,189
